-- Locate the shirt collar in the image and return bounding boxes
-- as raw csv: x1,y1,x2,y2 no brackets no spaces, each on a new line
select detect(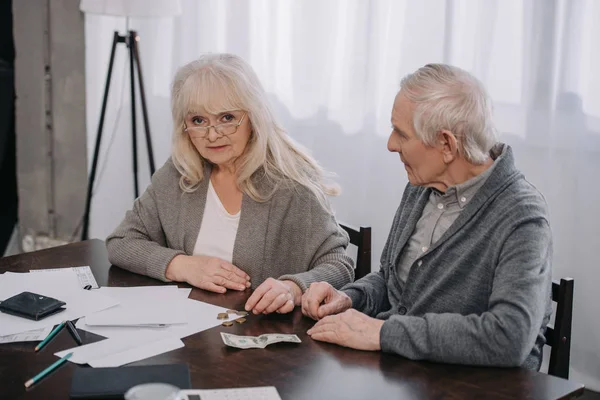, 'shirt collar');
430,145,505,209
